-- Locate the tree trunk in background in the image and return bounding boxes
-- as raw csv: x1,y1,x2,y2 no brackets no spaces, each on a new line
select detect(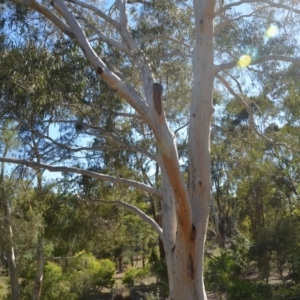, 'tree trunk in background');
32,234,44,300
211,197,225,247
158,239,165,260
118,255,123,273
4,200,20,300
